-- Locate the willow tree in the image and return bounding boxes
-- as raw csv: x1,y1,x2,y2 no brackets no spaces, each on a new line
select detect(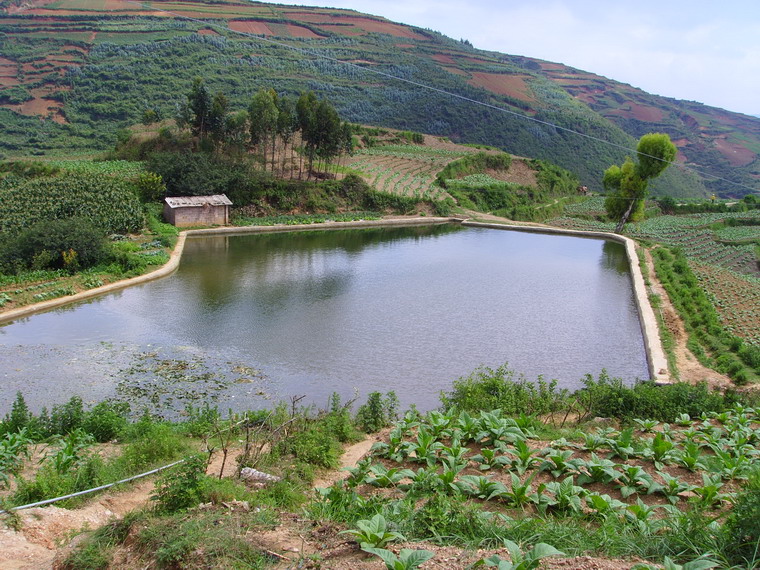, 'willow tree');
604,133,677,232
